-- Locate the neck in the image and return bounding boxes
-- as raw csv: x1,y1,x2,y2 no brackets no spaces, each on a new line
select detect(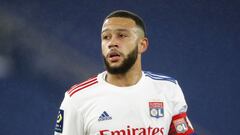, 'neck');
105,67,142,87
